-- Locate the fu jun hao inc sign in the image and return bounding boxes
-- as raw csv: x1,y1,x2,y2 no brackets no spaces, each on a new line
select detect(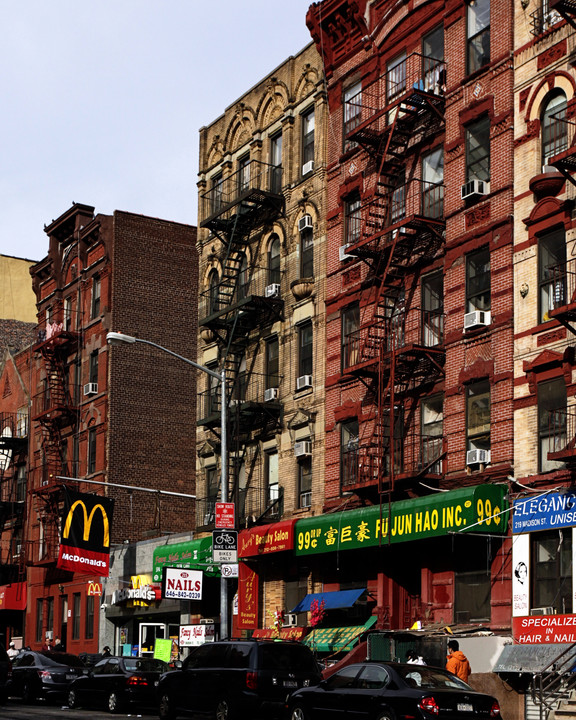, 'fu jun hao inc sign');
162,567,203,600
